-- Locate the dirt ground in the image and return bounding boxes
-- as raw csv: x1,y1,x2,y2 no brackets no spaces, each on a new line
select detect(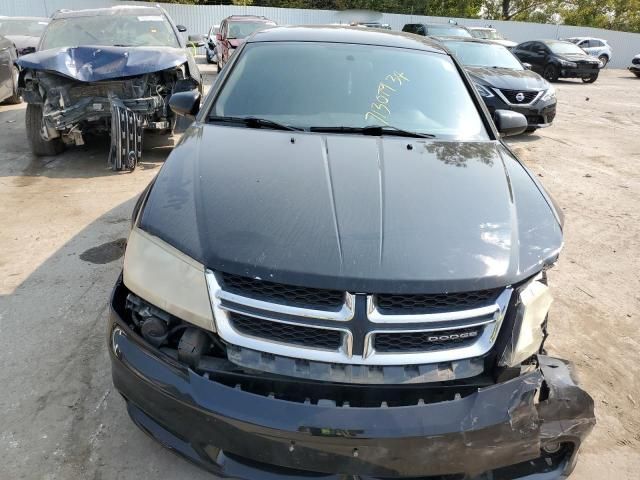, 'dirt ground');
0,63,638,479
